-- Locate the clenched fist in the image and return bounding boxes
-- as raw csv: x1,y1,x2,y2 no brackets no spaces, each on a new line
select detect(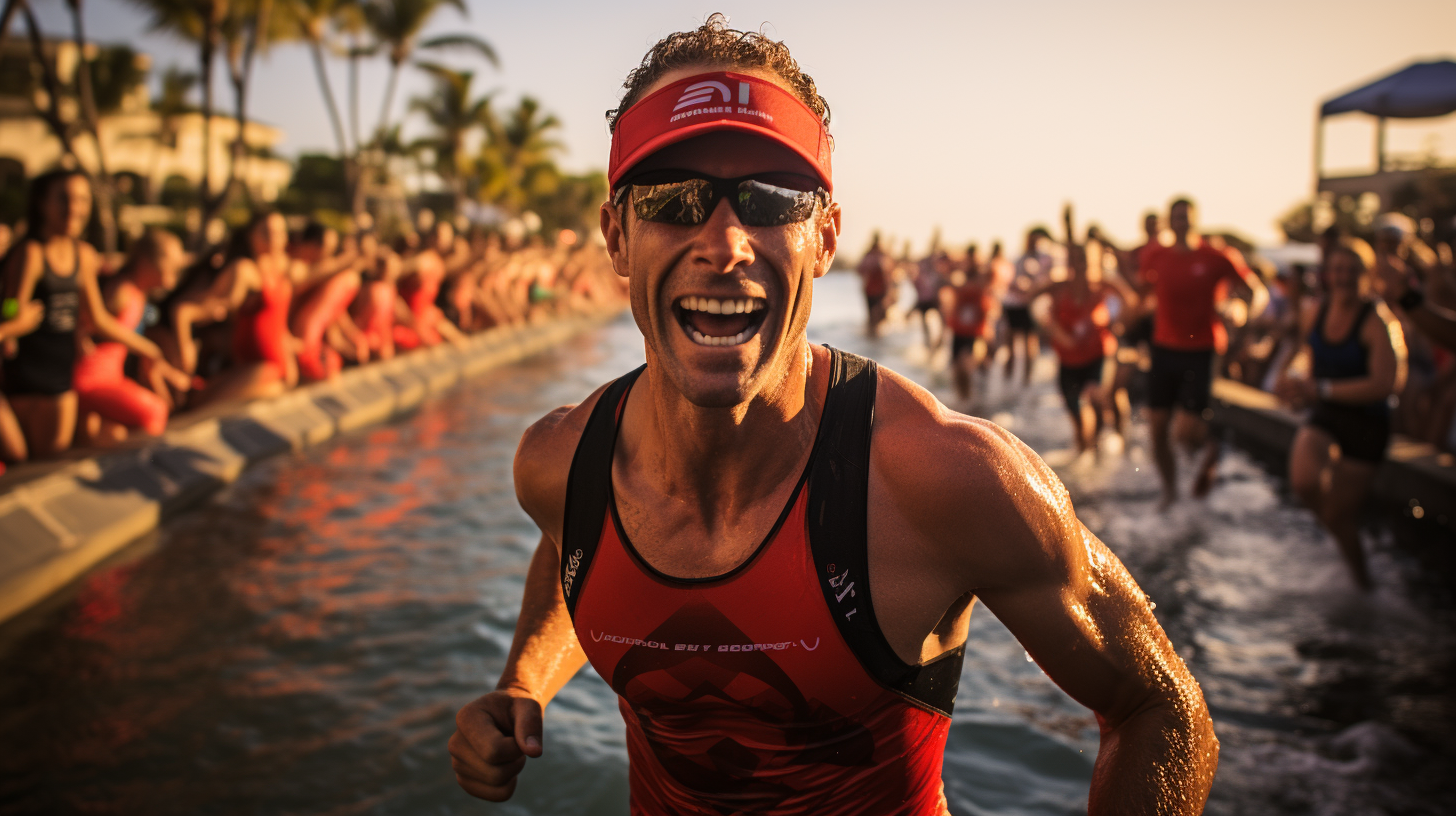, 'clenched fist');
448,691,544,801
